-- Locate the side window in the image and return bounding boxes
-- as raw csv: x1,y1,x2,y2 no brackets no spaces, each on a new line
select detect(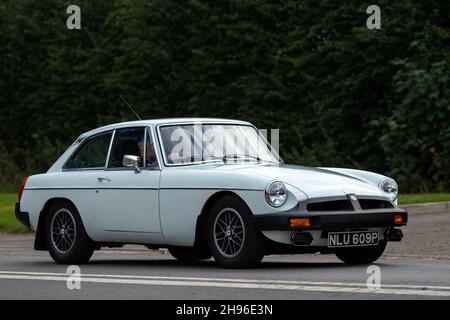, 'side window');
64,132,112,169
108,128,145,168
